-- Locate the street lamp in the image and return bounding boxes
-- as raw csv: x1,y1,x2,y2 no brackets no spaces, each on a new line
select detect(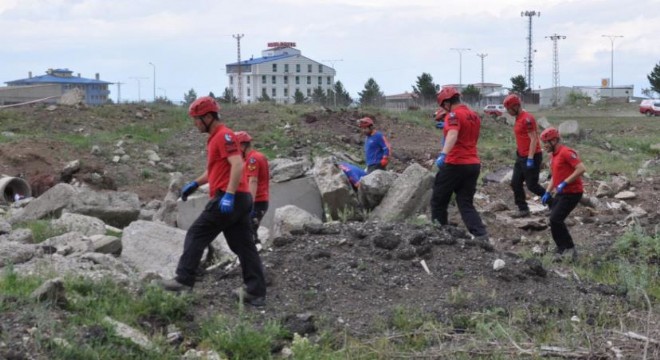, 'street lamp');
148,62,156,102
450,48,471,89
601,34,623,98
129,76,148,102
